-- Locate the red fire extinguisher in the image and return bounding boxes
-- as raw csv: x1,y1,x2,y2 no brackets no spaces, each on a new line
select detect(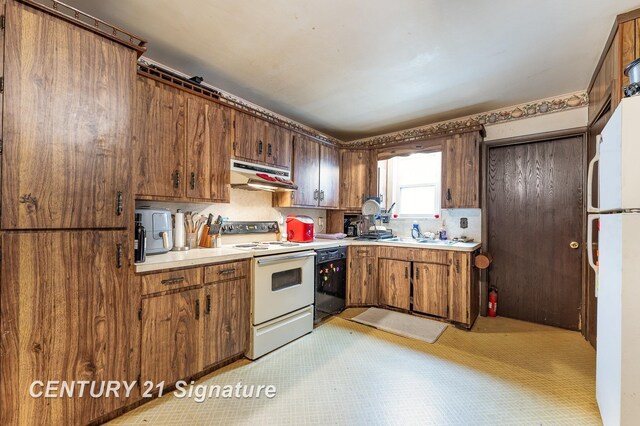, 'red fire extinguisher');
488,287,498,317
